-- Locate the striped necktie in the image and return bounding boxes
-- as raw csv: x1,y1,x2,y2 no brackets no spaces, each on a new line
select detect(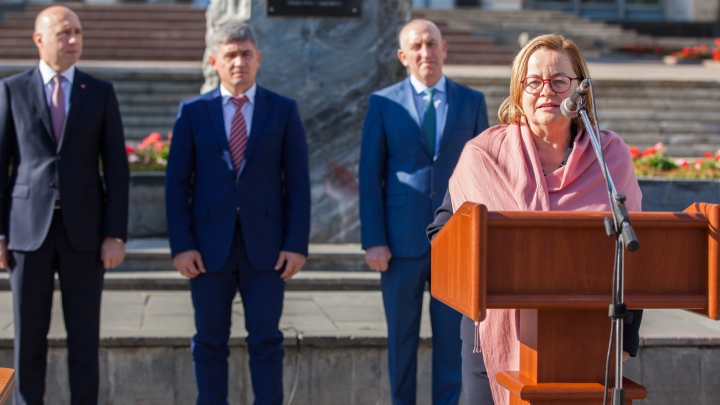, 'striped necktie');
423,88,437,156
229,95,249,172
